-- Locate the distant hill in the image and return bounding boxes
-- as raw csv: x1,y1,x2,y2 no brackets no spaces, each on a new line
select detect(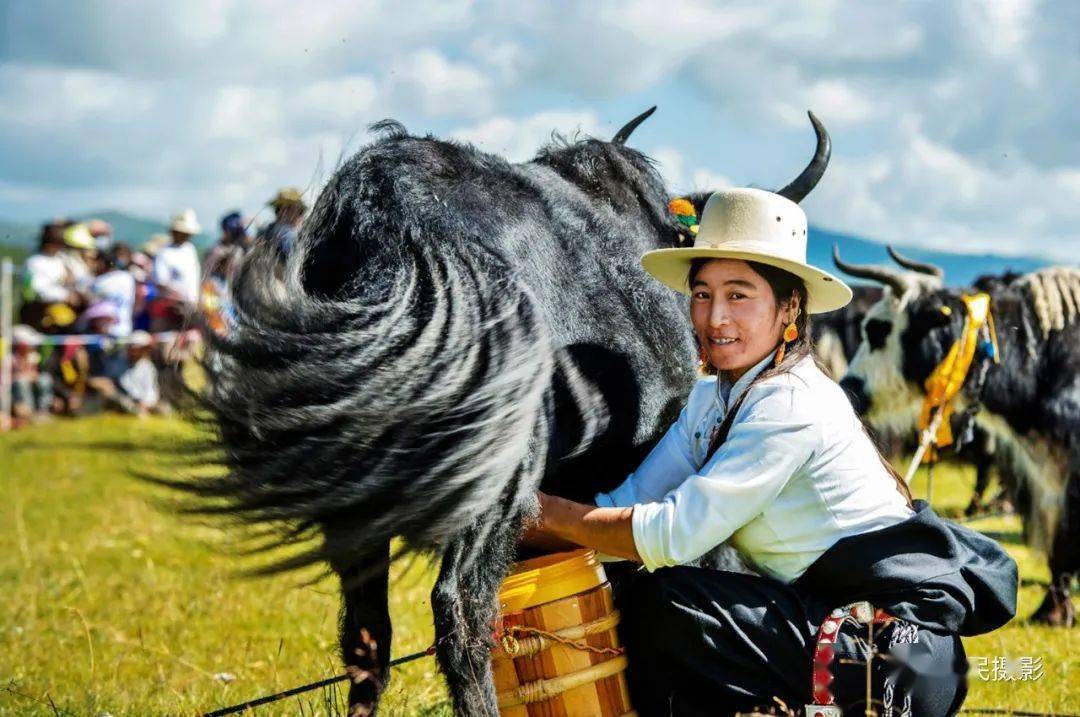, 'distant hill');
0,211,1060,287
809,226,1047,287
0,210,212,256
